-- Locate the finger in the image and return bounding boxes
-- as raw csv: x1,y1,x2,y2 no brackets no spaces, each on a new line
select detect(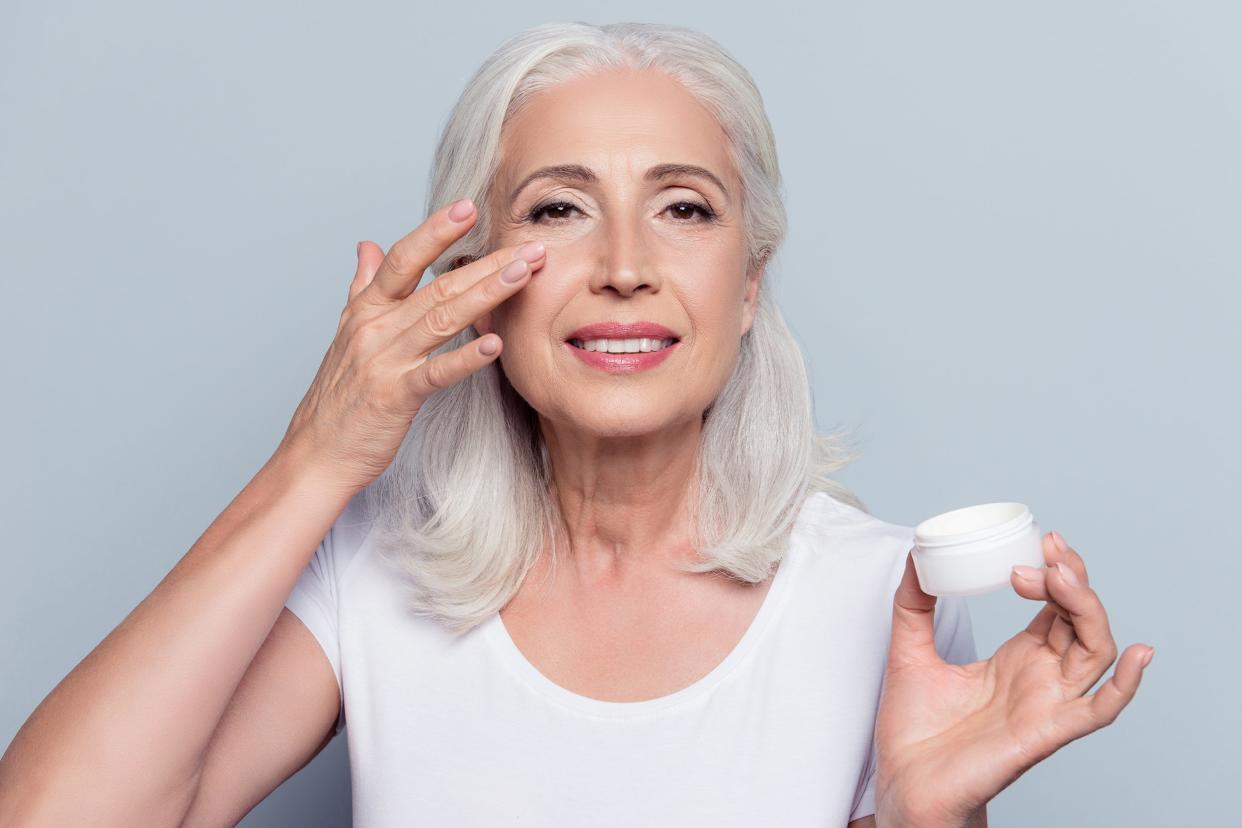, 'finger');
392,250,543,359
366,198,478,302
1042,533,1078,655
401,330,503,401
1048,612,1076,658
1045,530,1089,588
1011,540,1073,645
888,549,943,669
1044,531,1095,657
1011,535,1075,612
1045,557,1119,692
348,240,384,304
1057,643,1152,741
1023,601,1058,642
388,240,547,329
